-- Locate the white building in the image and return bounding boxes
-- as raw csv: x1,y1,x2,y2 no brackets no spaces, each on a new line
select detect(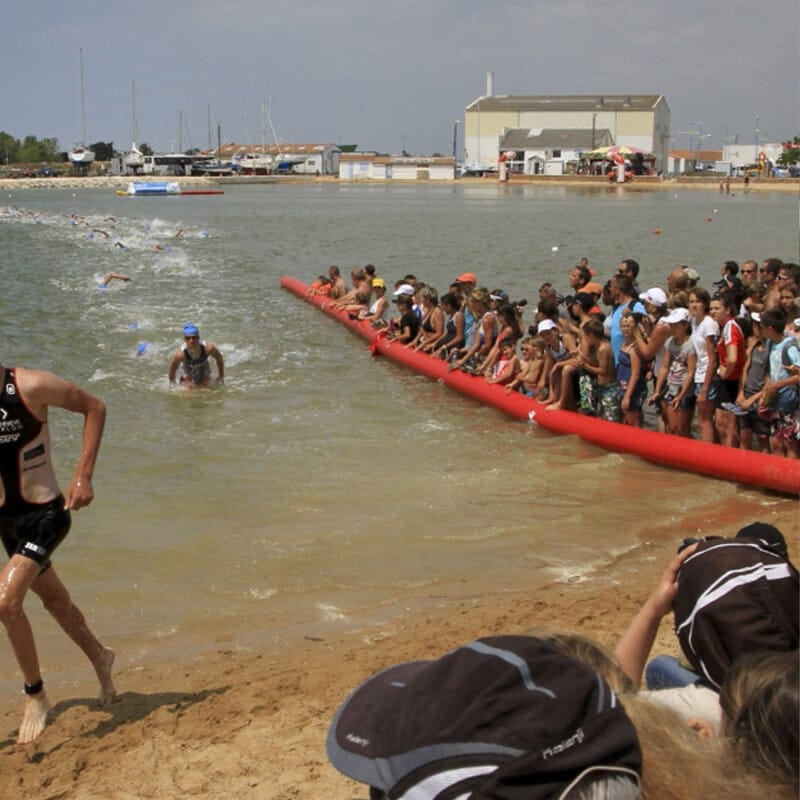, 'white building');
464,85,671,174
338,154,455,180
721,142,785,170
498,128,614,175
